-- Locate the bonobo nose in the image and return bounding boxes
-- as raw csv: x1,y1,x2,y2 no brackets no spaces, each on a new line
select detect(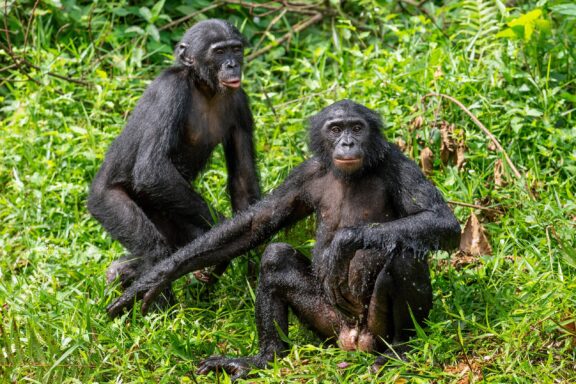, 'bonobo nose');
226,60,237,69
